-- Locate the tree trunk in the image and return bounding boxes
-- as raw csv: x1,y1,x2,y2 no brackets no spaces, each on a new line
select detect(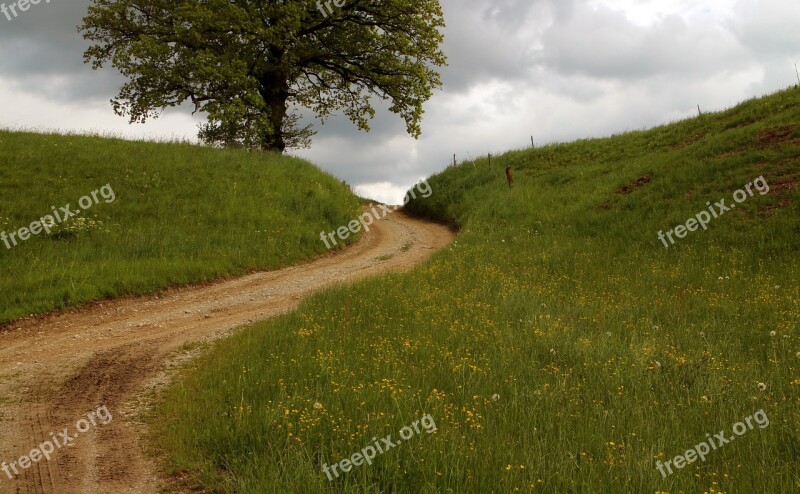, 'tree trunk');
258,76,289,153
